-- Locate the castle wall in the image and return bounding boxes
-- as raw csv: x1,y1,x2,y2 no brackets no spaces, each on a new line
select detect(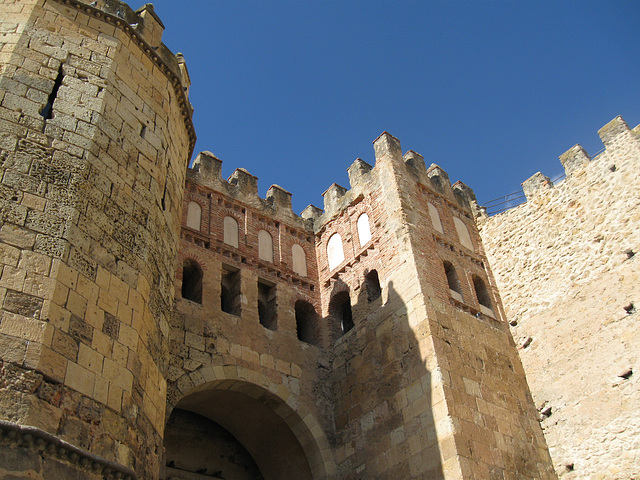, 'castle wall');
0,0,193,477
166,155,337,479
478,116,640,478
314,133,554,479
